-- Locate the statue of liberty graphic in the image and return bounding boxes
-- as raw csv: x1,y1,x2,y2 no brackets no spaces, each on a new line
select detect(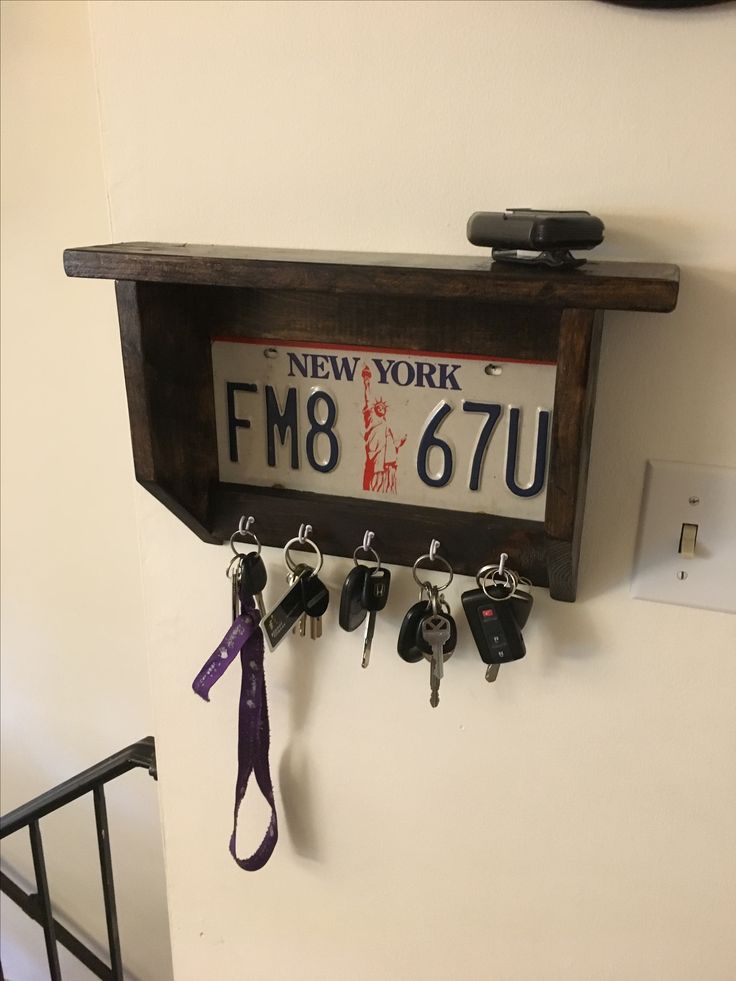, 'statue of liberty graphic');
361,363,407,493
